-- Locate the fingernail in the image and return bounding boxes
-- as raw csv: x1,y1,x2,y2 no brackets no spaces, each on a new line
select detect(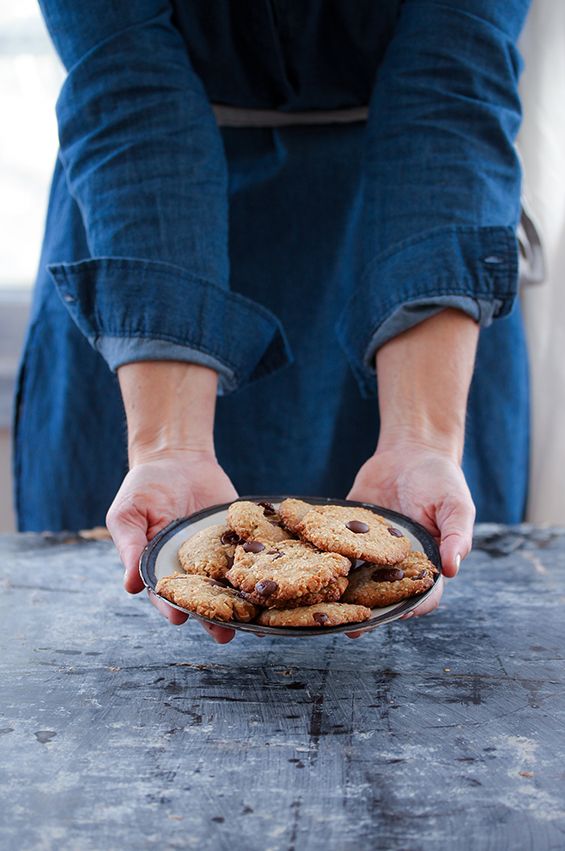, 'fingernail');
455,553,461,572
